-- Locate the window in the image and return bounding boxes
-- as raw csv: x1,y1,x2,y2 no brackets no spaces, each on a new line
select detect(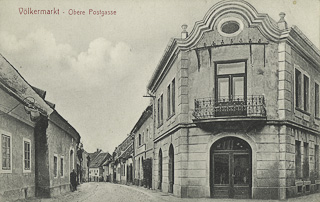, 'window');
54,155,58,177
295,140,301,178
214,61,247,117
23,138,31,172
295,69,302,108
217,17,244,37
172,79,175,114
167,78,176,119
295,67,310,112
142,131,145,144
1,133,12,172
157,98,160,126
138,134,141,146
60,157,64,177
315,145,319,176
157,94,163,126
303,75,309,111
303,142,309,178
167,84,171,118
315,83,319,118
147,128,150,139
